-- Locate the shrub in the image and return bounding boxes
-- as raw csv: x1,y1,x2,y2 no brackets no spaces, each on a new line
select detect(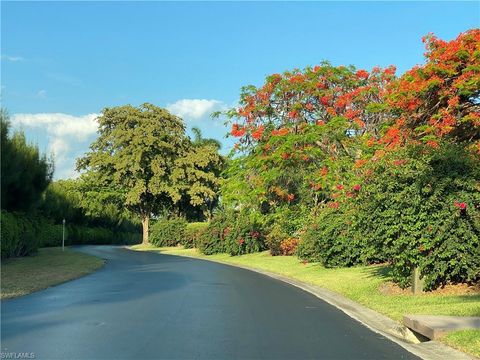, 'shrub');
265,223,289,256
184,222,208,248
264,206,307,255
354,144,480,289
37,218,64,247
223,211,266,256
280,238,300,256
67,225,114,245
150,218,188,247
1,211,39,258
197,213,228,255
297,206,369,267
